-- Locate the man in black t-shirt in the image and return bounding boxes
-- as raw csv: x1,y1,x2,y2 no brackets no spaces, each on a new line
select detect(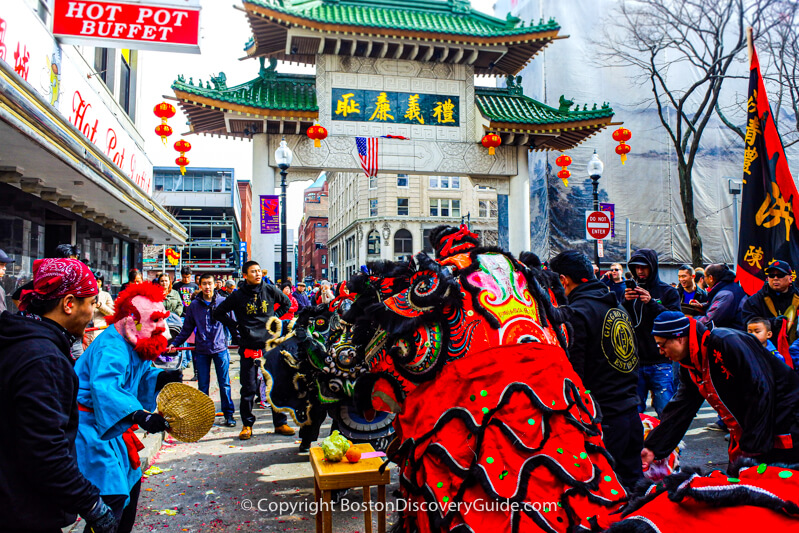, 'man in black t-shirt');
172,266,199,308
